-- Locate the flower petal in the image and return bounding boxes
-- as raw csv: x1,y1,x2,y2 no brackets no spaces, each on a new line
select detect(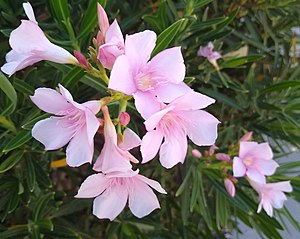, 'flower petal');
97,3,109,35
141,130,163,164
253,142,273,161
105,20,124,44
109,55,136,95
93,183,128,221
148,47,185,84
98,43,123,69
133,91,162,120
129,178,160,218
66,125,94,167
125,30,156,67
23,2,38,24
184,110,219,146
30,88,72,114
118,128,141,151
255,159,279,176
233,157,246,177
159,129,187,169
82,100,101,115
266,181,292,193
85,109,100,146
136,174,167,194
144,106,174,131
246,168,266,184
32,117,74,150
75,173,108,198
155,82,190,103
